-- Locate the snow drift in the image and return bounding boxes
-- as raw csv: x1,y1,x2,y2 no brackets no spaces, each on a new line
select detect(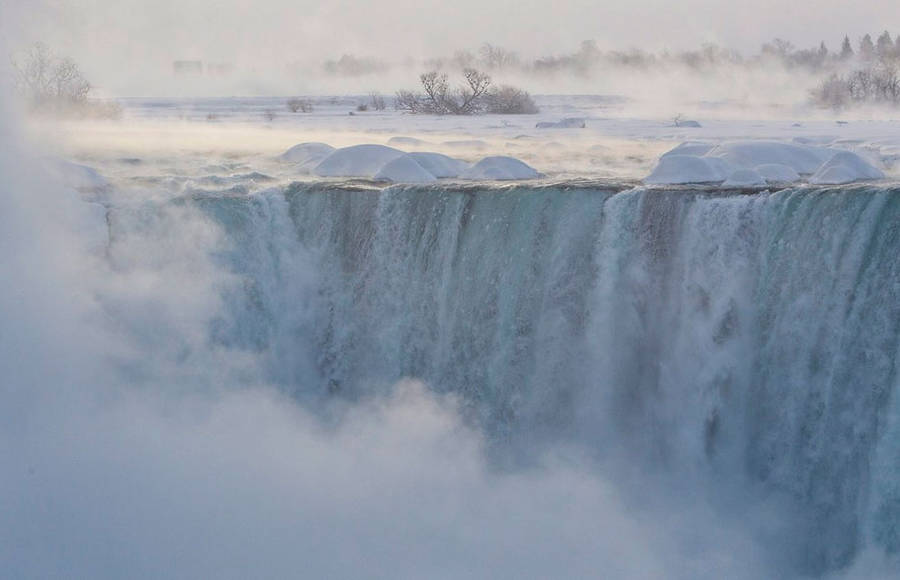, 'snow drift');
644,141,885,186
